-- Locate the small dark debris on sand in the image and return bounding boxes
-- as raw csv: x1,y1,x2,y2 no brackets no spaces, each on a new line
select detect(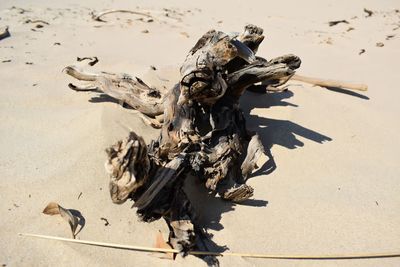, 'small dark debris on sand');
376,42,384,47
363,8,373,17
77,56,98,66
359,49,366,55
328,20,349,27
10,6,29,14
100,217,110,226
150,65,157,70
53,42,61,45
25,62,33,65
141,29,149,33
386,35,395,40
2,59,12,63
24,19,49,25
